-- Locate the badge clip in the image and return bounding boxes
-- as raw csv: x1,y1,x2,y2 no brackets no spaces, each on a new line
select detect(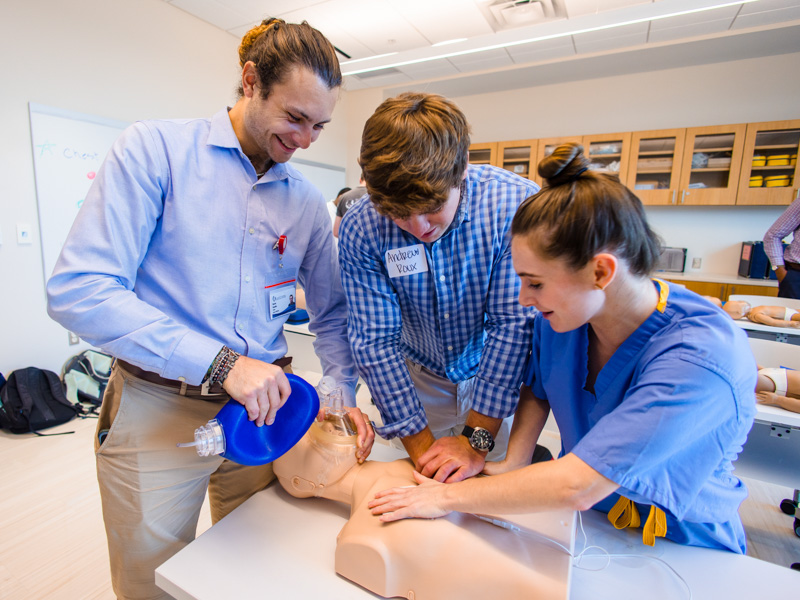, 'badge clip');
273,235,288,268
